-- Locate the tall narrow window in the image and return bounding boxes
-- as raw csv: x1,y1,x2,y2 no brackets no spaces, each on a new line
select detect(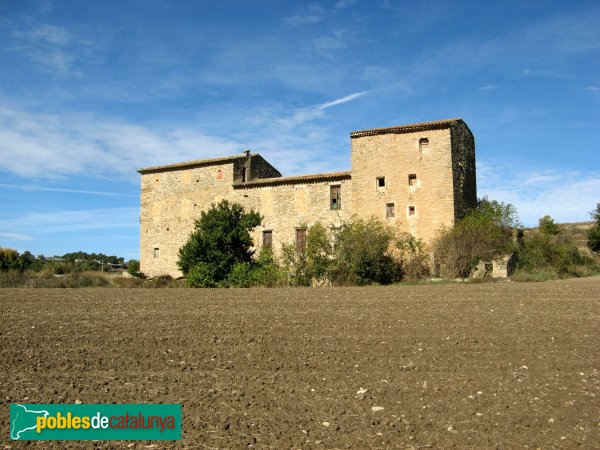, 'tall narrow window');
153,248,160,258
408,206,416,216
263,230,272,249
419,138,429,153
330,185,341,210
408,174,417,186
216,169,223,181
296,228,307,253
376,177,386,188
386,203,395,218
